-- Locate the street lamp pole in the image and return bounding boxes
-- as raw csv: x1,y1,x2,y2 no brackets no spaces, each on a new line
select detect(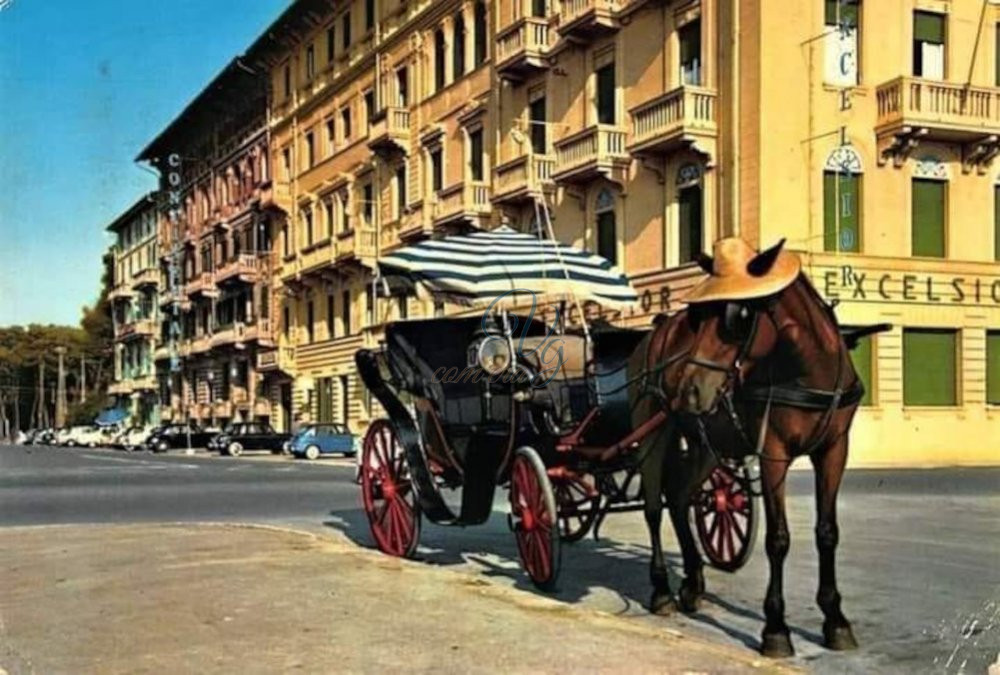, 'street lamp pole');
55,347,67,428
